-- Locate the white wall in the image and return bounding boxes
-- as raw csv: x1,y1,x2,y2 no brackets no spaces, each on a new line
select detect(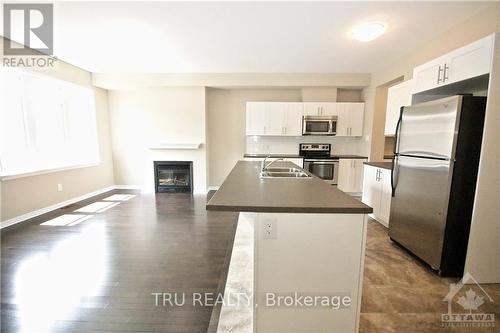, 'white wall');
108,87,207,193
